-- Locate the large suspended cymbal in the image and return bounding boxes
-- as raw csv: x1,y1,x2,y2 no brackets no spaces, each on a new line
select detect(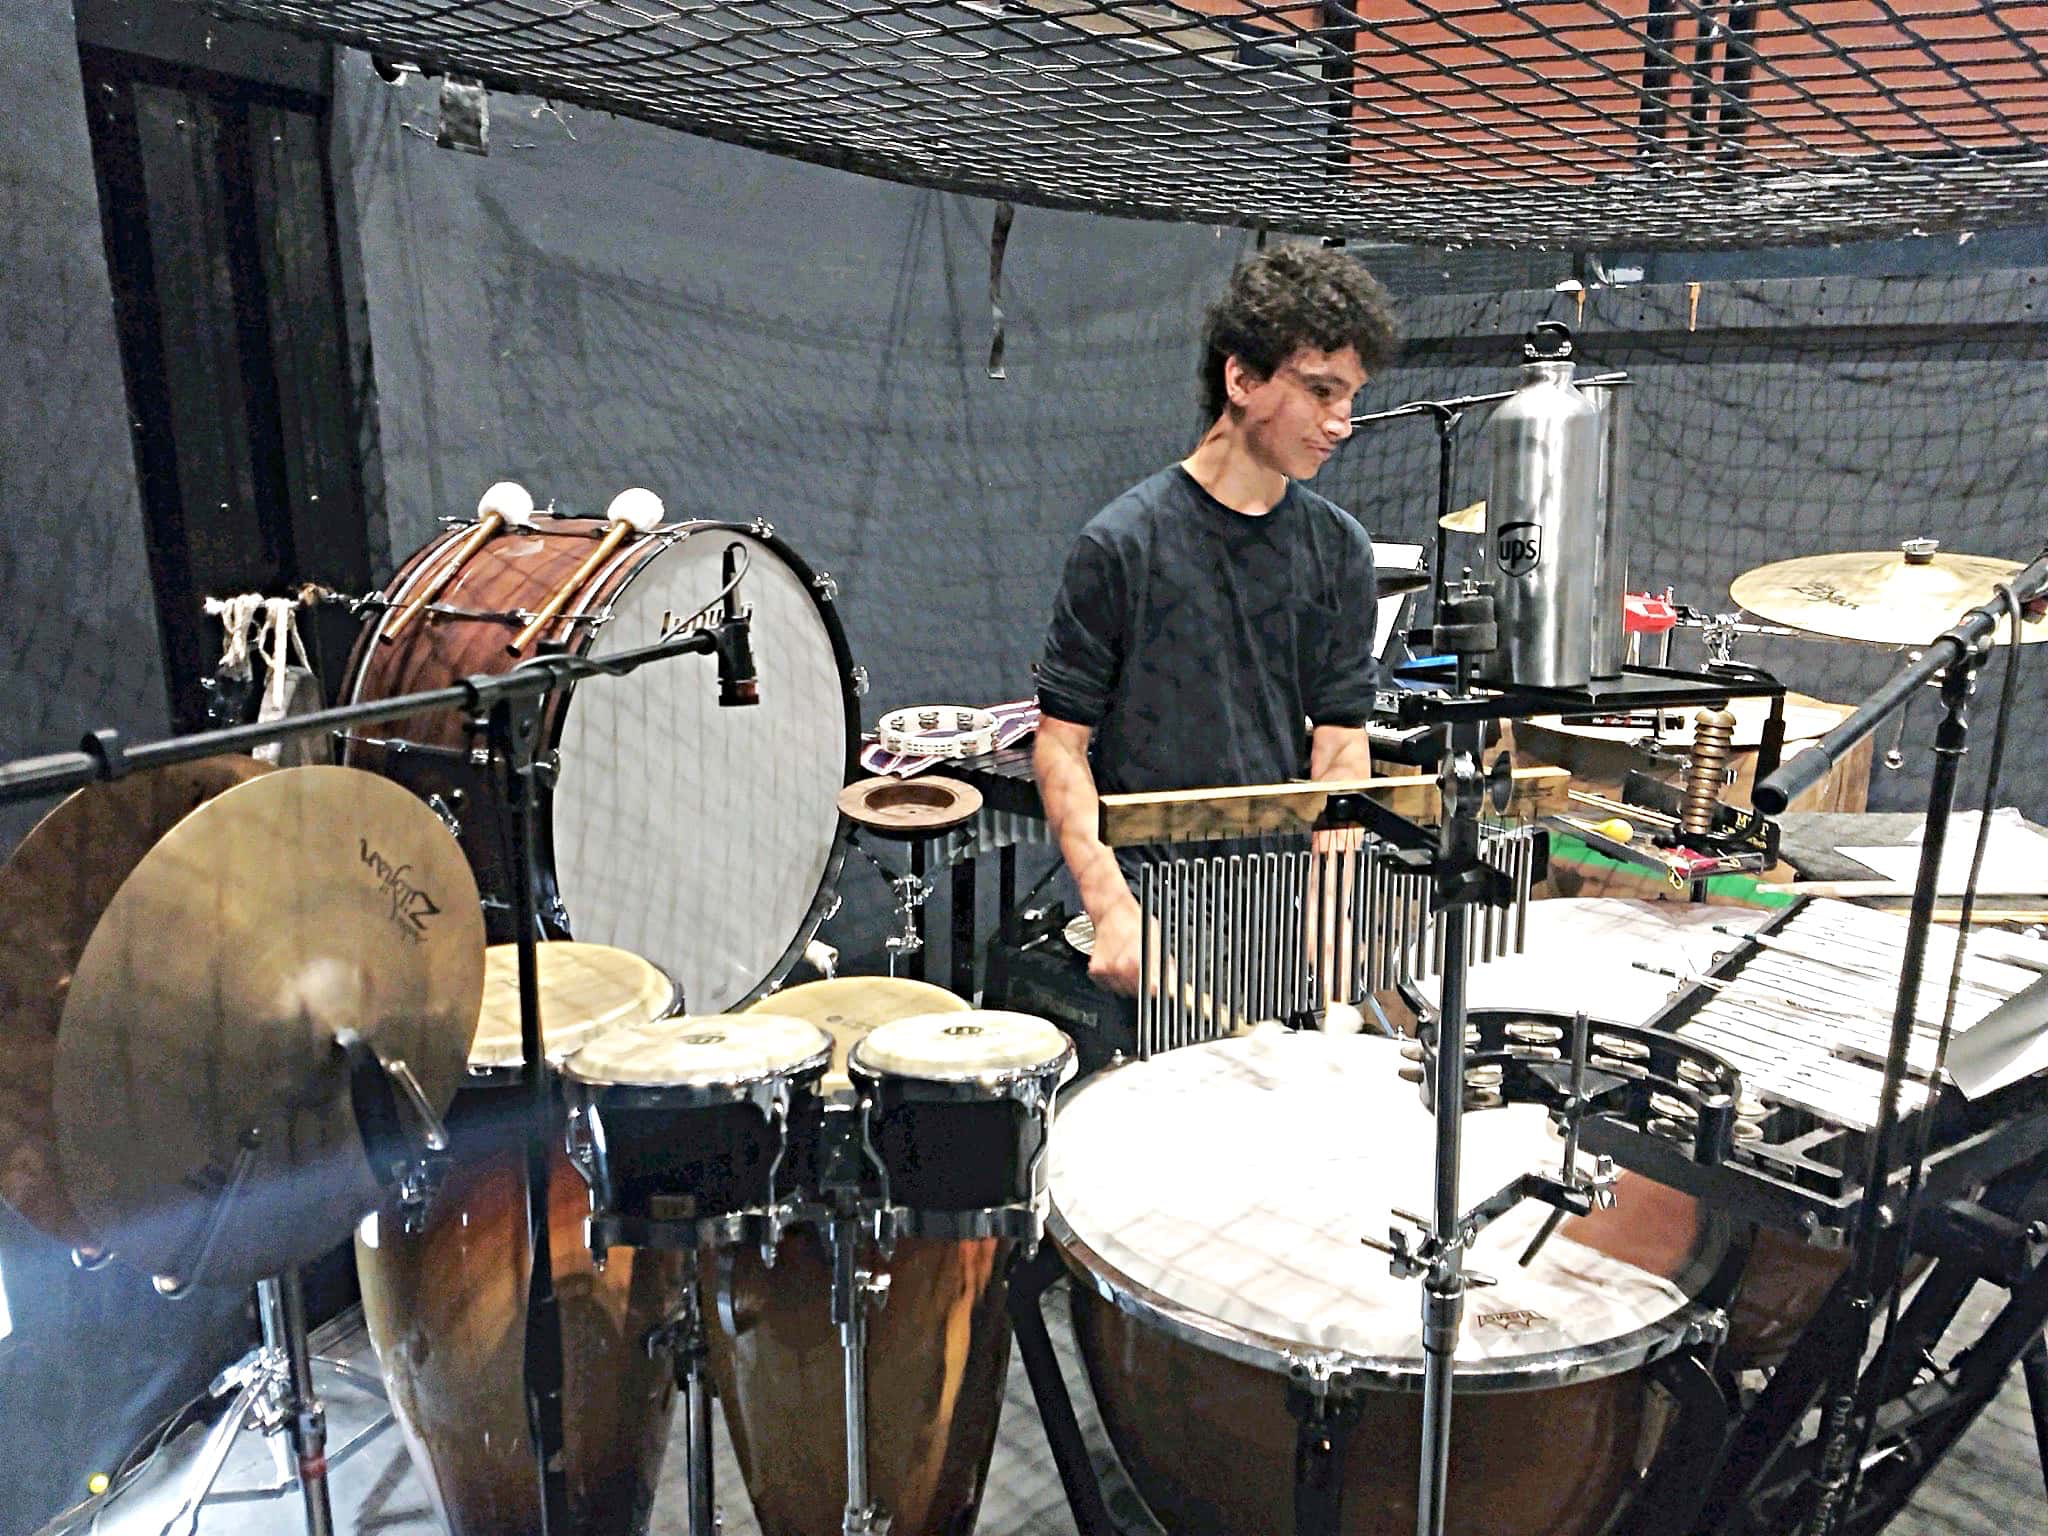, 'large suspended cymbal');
0,756,272,1250
1731,544,2047,647
55,766,484,1289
